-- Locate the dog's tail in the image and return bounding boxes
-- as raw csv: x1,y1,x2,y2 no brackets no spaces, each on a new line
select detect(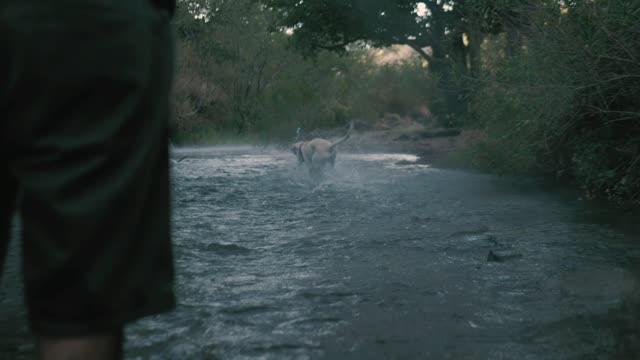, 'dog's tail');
329,121,354,150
